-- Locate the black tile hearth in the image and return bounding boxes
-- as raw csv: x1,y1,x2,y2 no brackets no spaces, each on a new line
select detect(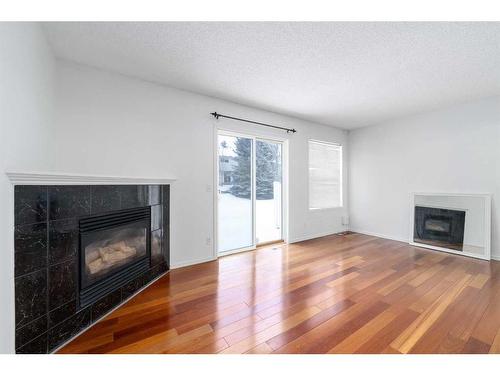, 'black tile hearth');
16,314,48,349
121,275,145,300
15,223,47,277
48,218,78,265
145,263,168,284
48,308,91,352
48,300,77,328
91,185,120,214
14,186,47,225
91,289,121,322
48,260,77,310
15,269,47,328
17,333,48,354
49,186,90,221
14,183,170,353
